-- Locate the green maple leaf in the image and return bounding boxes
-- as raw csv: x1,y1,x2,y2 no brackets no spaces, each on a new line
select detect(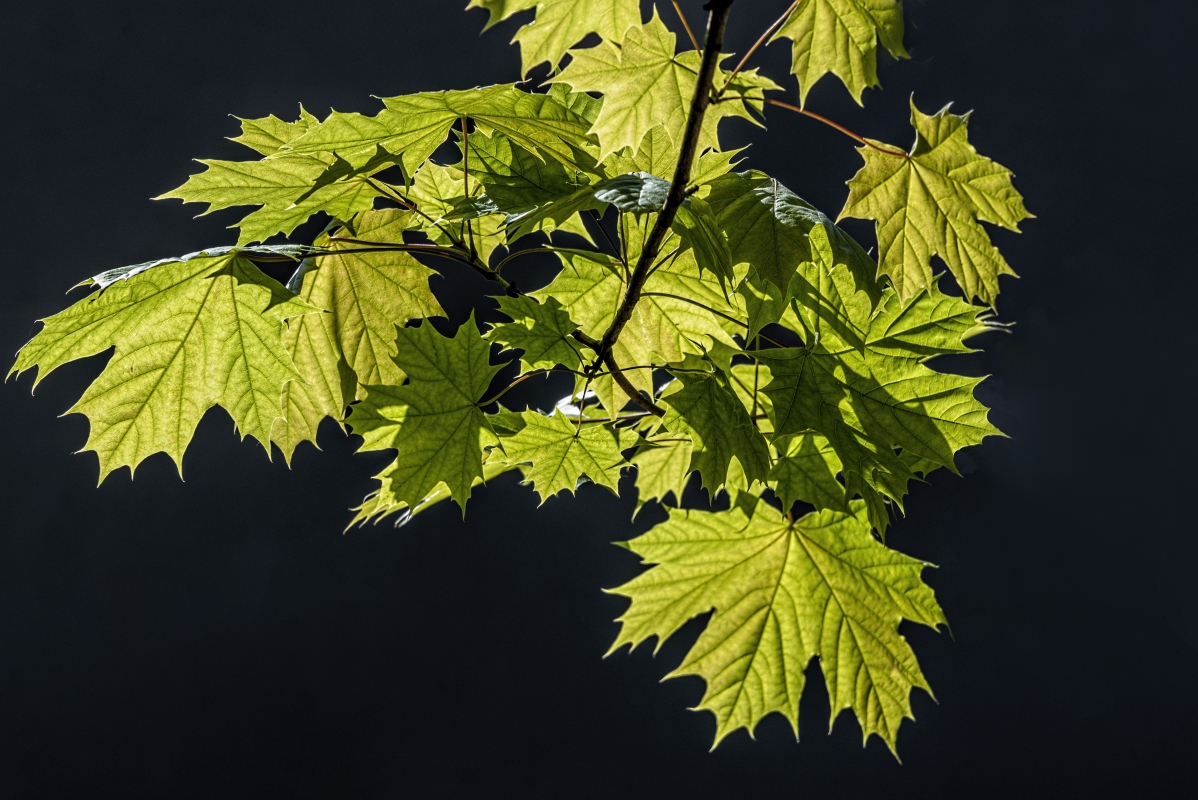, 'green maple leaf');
672,194,734,286
840,100,1032,306
706,170,879,303
347,316,503,512
230,106,319,155
609,496,945,753
284,85,596,175
771,0,908,106
486,295,588,372
271,210,445,460
464,129,587,214
511,0,641,76
754,229,1001,532
157,153,381,245
631,433,693,511
351,458,515,528
467,0,538,30
660,371,771,495
867,273,1004,358
601,126,744,187
495,411,638,502
769,433,848,512
11,251,322,479
549,11,695,160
